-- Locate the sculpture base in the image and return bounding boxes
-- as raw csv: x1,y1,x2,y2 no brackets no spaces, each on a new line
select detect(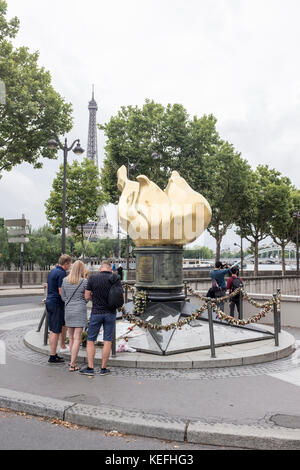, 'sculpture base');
121,301,274,356
135,245,185,301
